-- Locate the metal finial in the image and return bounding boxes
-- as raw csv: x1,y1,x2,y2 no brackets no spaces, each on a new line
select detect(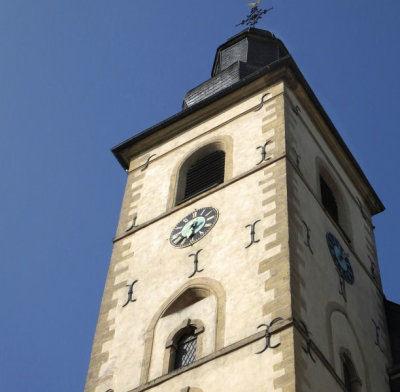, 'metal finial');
236,1,273,28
